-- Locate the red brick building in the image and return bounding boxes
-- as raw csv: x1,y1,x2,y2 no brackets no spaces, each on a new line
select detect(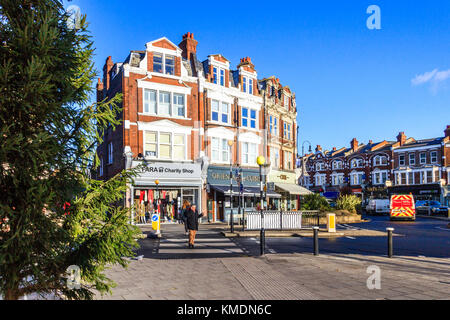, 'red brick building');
95,32,299,224
299,126,450,204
